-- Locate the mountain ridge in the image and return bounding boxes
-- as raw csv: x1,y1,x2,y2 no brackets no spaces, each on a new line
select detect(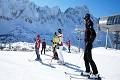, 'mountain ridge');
0,0,108,49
